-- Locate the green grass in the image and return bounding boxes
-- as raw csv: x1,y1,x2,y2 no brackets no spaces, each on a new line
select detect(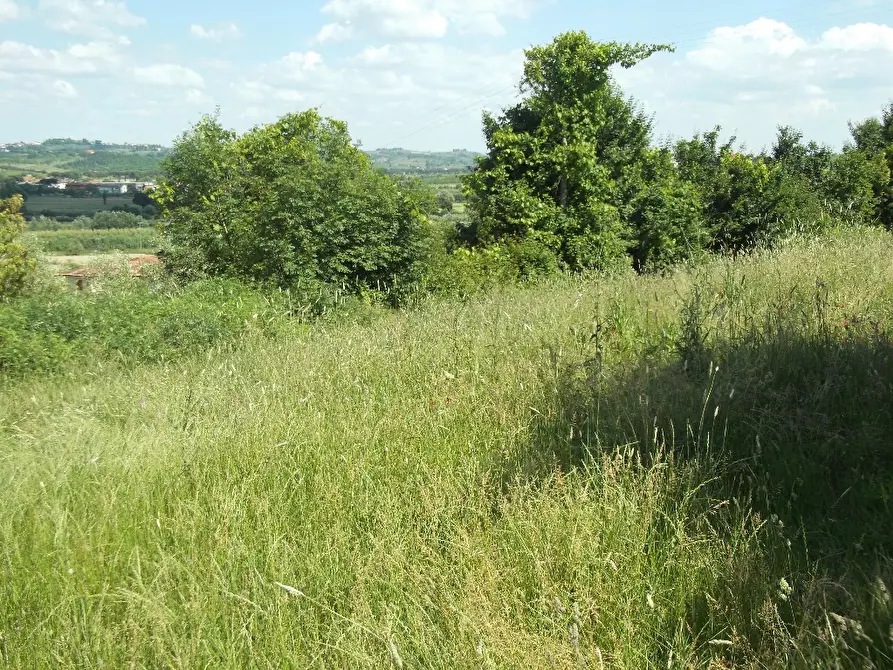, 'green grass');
1,228,893,667
26,228,160,254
